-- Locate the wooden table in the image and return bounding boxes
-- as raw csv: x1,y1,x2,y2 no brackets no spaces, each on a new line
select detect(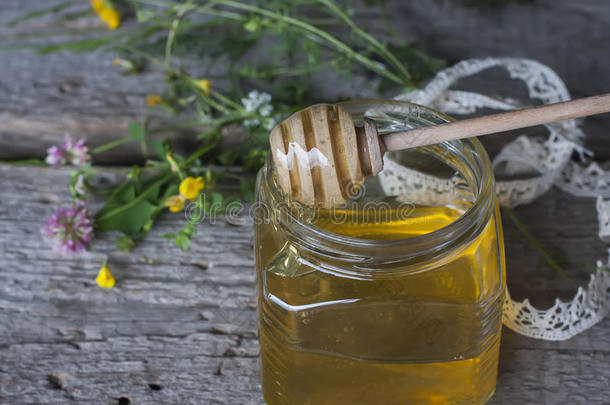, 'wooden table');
1,1,609,402
1,164,609,404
